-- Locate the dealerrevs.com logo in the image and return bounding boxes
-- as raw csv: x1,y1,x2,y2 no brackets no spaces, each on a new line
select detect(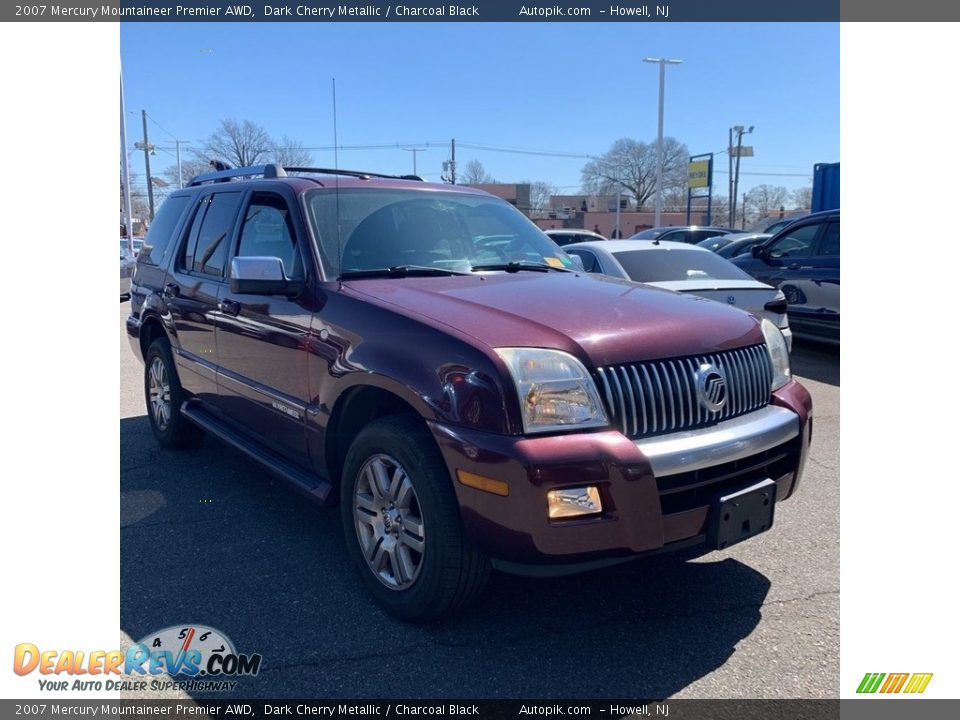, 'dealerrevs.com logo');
857,672,933,694
13,624,262,693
